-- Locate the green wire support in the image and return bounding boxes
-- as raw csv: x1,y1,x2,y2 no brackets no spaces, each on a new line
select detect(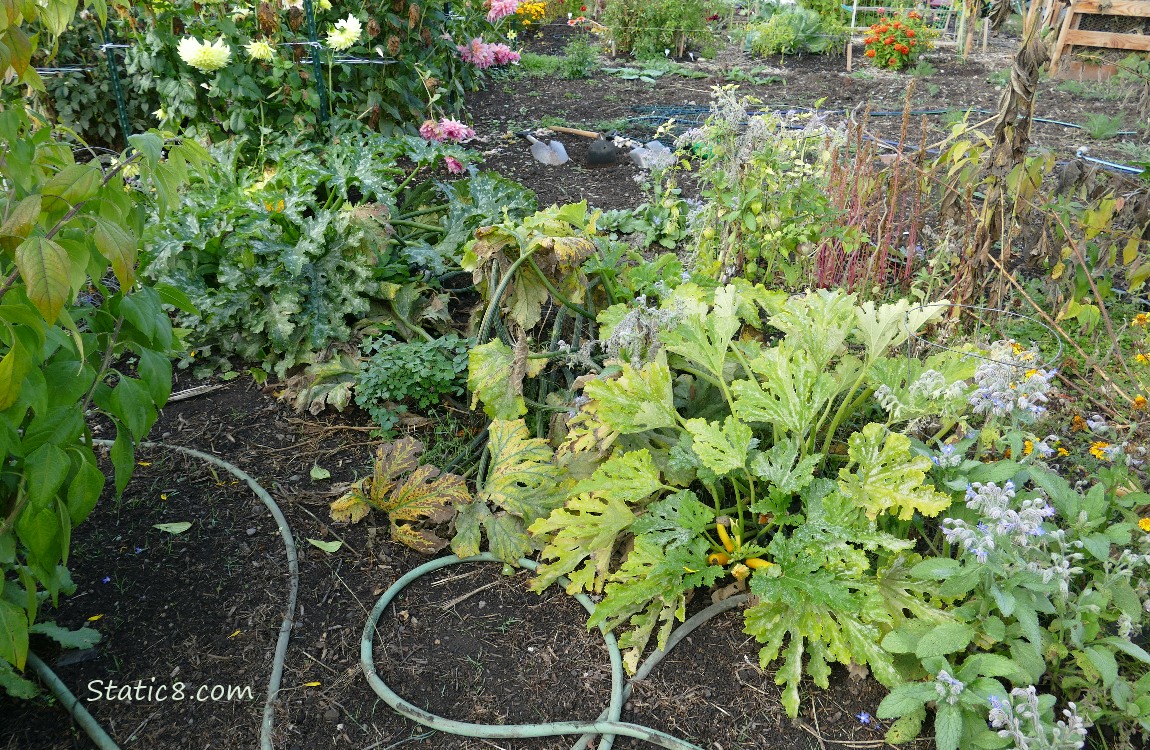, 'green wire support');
302,0,330,132
98,24,132,144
